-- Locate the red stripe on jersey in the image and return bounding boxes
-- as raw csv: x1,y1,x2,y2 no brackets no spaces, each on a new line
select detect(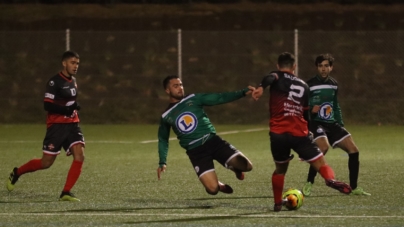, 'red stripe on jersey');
44,98,54,103
46,111,79,128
